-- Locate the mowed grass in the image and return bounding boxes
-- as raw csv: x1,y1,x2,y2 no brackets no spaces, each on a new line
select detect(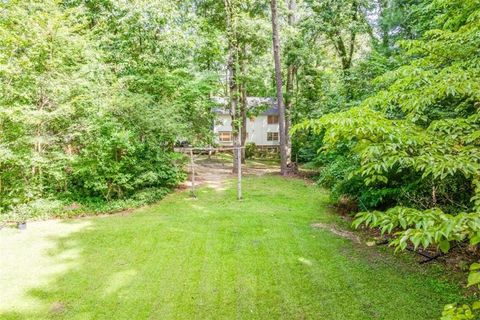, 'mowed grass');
0,176,465,319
